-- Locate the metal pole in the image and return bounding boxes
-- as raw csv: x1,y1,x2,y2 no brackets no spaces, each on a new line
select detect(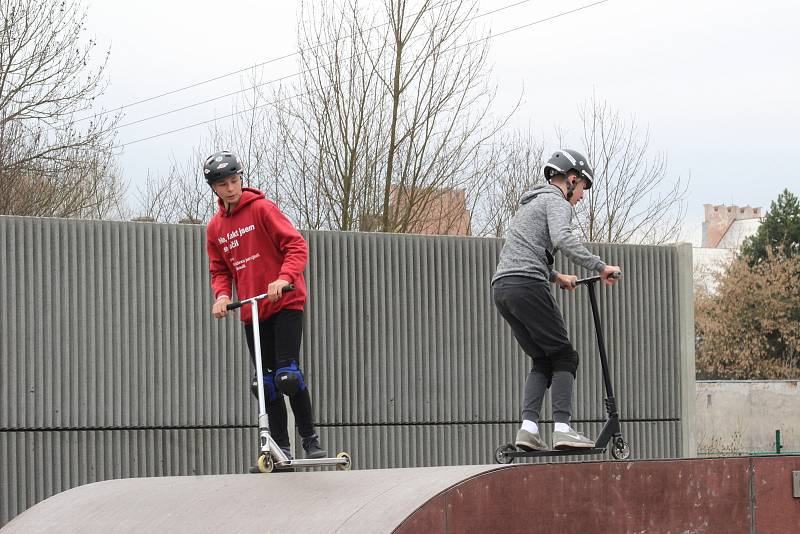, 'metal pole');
251,300,270,450
587,281,615,399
